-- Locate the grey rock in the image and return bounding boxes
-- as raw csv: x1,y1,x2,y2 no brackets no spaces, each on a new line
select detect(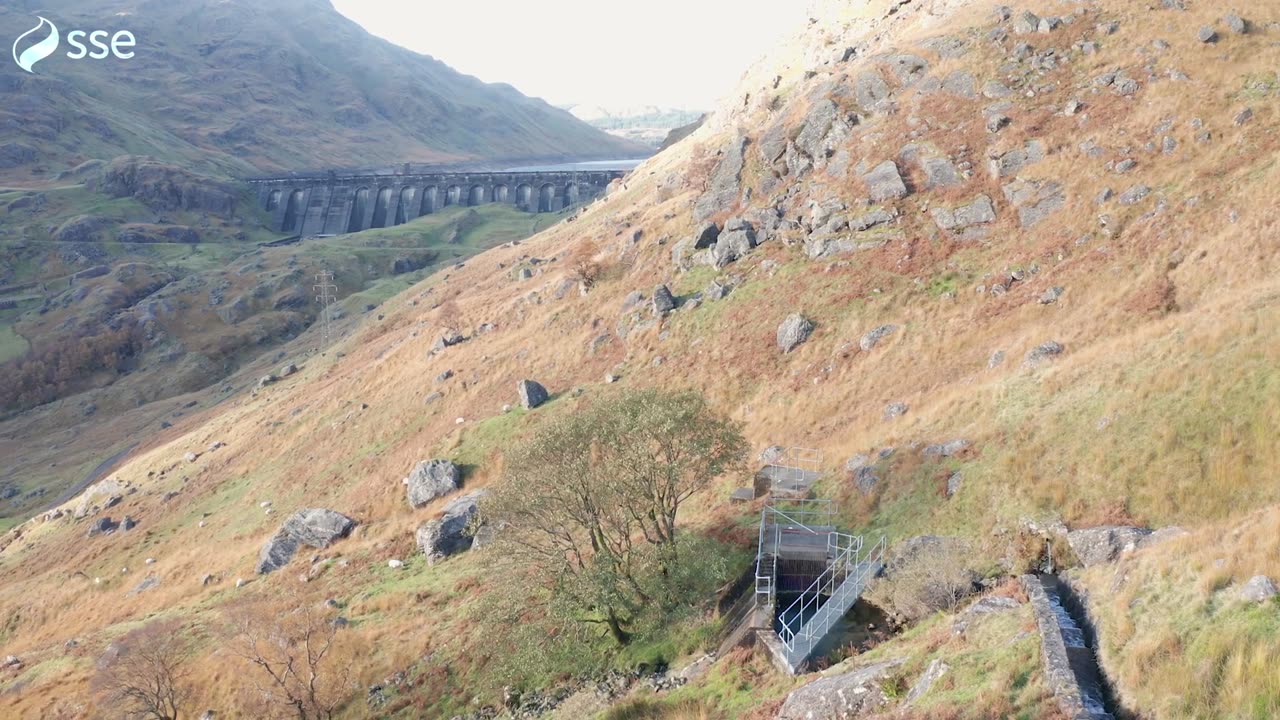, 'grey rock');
855,71,893,110
711,226,756,268
777,313,815,353
1238,575,1277,603
694,135,747,221
1119,185,1152,205
982,80,1014,99
405,459,462,508
1039,286,1065,304
652,285,677,315
416,491,487,564
946,472,962,497
776,660,905,720
989,140,1046,179
864,161,909,202
943,70,977,98
921,157,962,188
884,402,908,420
517,380,549,410
1002,179,1065,228
906,659,950,704
1024,341,1065,366
931,195,996,231
128,575,160,596
257,509,357,574
852,466,880,495
1012,11,1041,34
987,114,1010,133
1067,526,1151,566
1197,26,1218,43
279,363,298,378
887,54,930,85
1224,13,1248,34
88,517,118,537
923,439,970,458
988,350,1006,368
693,222,720,249
795,99,838,160
1234,107,1254,126
860,324,899,352
435,369,454,384
1065,99,1083,116
1037,16,1060,34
